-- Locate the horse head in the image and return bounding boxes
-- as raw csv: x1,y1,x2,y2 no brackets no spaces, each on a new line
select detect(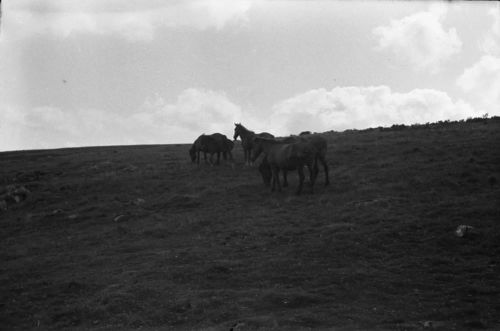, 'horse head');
233,123,242,140
250,137,266,162
189,145,196,162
